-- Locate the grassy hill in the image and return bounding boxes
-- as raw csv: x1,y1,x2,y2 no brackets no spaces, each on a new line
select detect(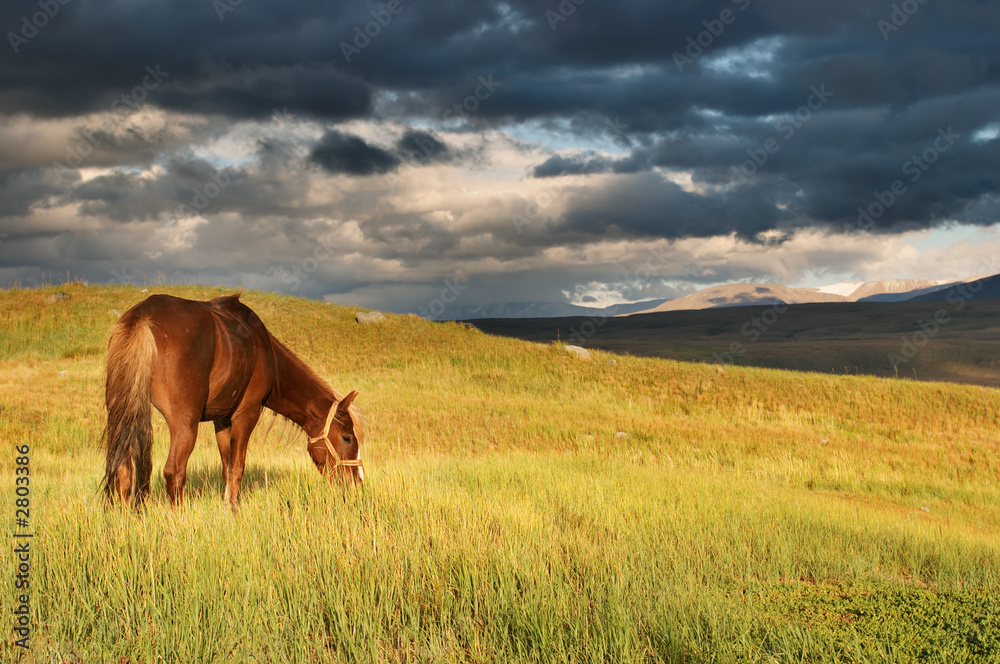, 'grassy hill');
1,284,999,663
